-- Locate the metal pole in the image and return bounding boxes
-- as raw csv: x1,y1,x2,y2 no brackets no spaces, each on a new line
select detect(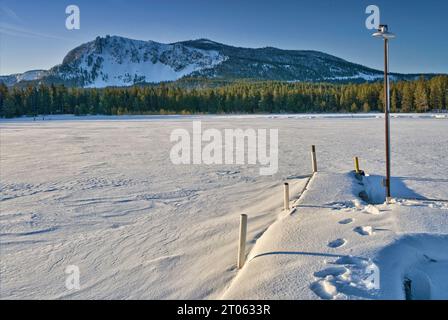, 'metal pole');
384,38,391,199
